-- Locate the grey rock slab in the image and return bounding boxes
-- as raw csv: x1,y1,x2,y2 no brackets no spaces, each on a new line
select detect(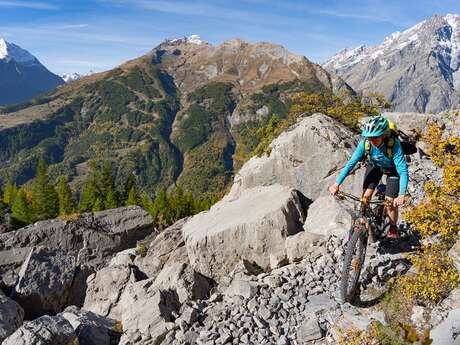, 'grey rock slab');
431,309,460,345
303,195,352,238
60,305,121,345
226,113,363,201
449,240,460,274
153,262,212,303
0,206,154,302
297,317,323,342
12,246,77,319
3,314,76,345
303,294,338,313
83,264,133,320
183,184,306,283
225,280,259,299
135,218,189,279
0,289,24,343
118,279,180,345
